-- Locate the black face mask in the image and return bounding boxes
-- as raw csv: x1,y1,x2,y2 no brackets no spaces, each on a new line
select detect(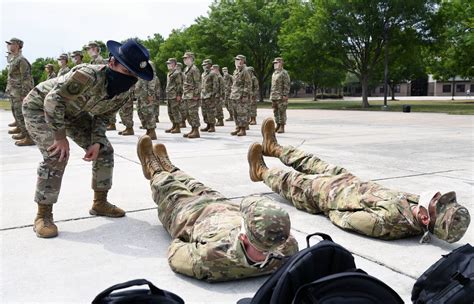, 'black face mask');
105,67,137,98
